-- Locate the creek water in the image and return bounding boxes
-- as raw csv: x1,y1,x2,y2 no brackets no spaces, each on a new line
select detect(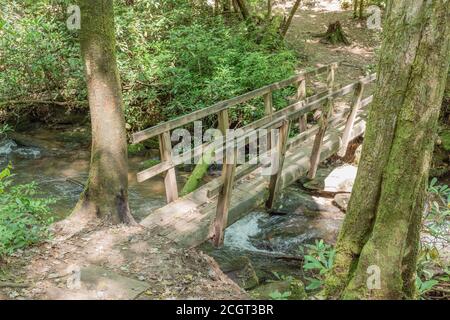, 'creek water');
0,126,170,221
